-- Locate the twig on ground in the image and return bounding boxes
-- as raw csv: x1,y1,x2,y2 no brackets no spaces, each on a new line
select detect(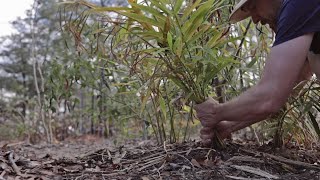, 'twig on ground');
140,154,165,163
225,175,261,180
136,149,172,162
227,156,264,164
0,171,6,180
138,157,164,171
173,153,194,169
102,172,127,176
9,151,21,175
205,149,214,160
